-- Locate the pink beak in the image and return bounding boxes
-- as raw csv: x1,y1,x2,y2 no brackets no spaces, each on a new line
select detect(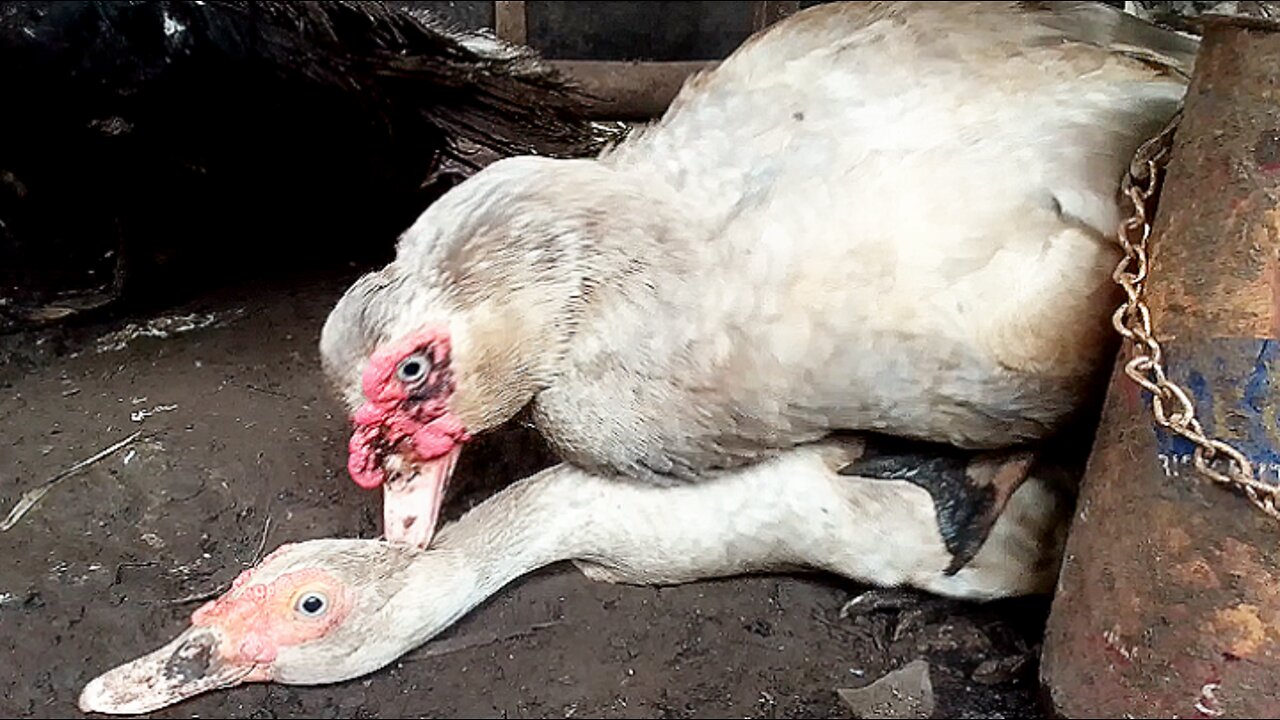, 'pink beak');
381,444,462,548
